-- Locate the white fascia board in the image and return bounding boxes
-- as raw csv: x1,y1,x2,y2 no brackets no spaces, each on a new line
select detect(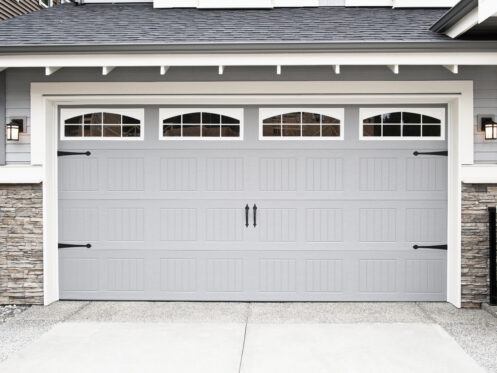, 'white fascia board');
345,0,392,6
393,0,458,7
155,0,318,7
461,164,497,183
198,0,272,7
0,165,43,183
3,52,497,69
446,7,479,38
154,0,197,7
